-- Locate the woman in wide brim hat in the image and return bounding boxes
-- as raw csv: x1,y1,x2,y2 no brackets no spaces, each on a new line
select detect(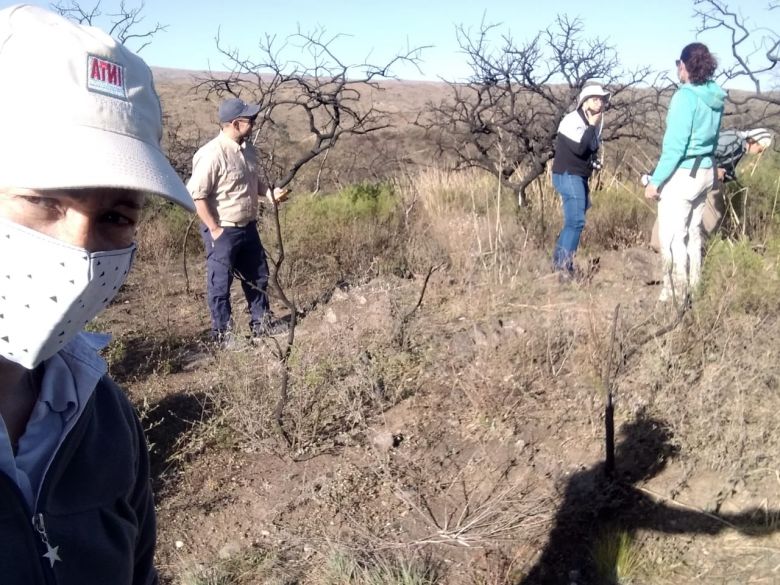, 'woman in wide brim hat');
0,6,194,583
550,82,610,278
